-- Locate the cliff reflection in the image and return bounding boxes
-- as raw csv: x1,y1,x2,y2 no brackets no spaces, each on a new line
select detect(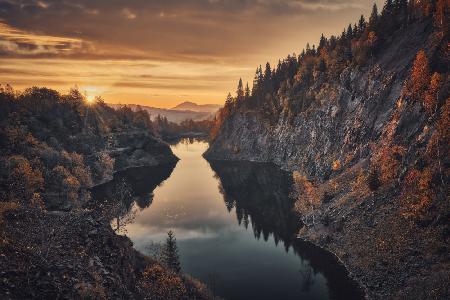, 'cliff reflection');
209,160,300,250
209,160,364,300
